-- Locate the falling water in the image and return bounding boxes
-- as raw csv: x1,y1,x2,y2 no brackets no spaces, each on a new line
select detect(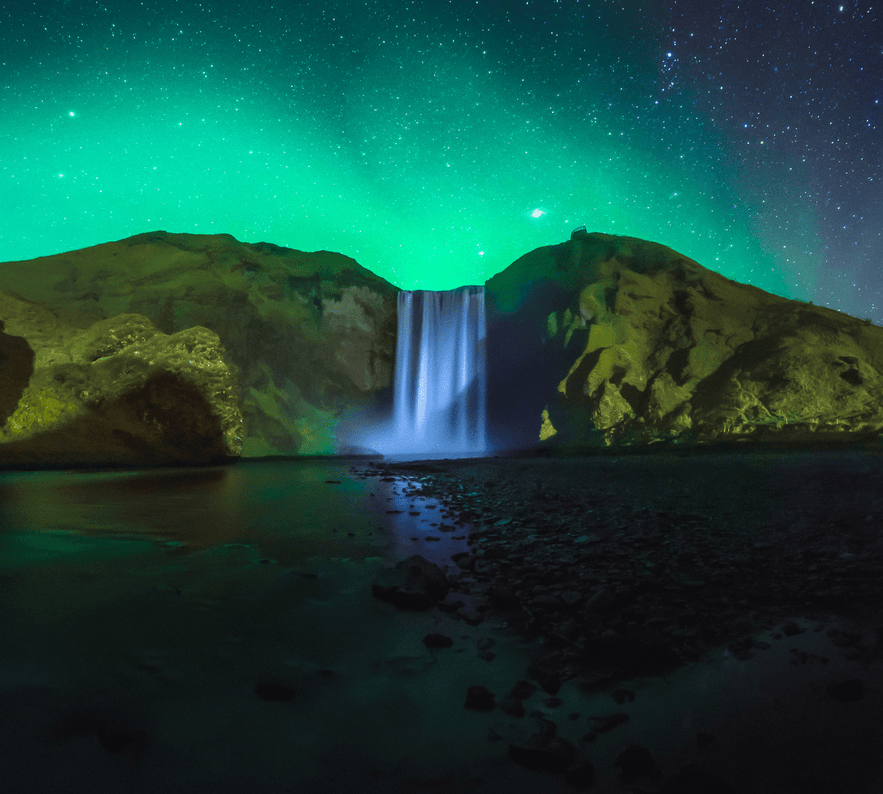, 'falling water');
348,285,487,458
357,285,483,458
